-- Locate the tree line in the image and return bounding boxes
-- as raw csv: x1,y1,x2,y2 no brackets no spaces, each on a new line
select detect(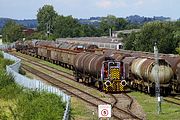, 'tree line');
123,21,180,54
1,5,135,42
36,5,132,39
1,4,179,54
